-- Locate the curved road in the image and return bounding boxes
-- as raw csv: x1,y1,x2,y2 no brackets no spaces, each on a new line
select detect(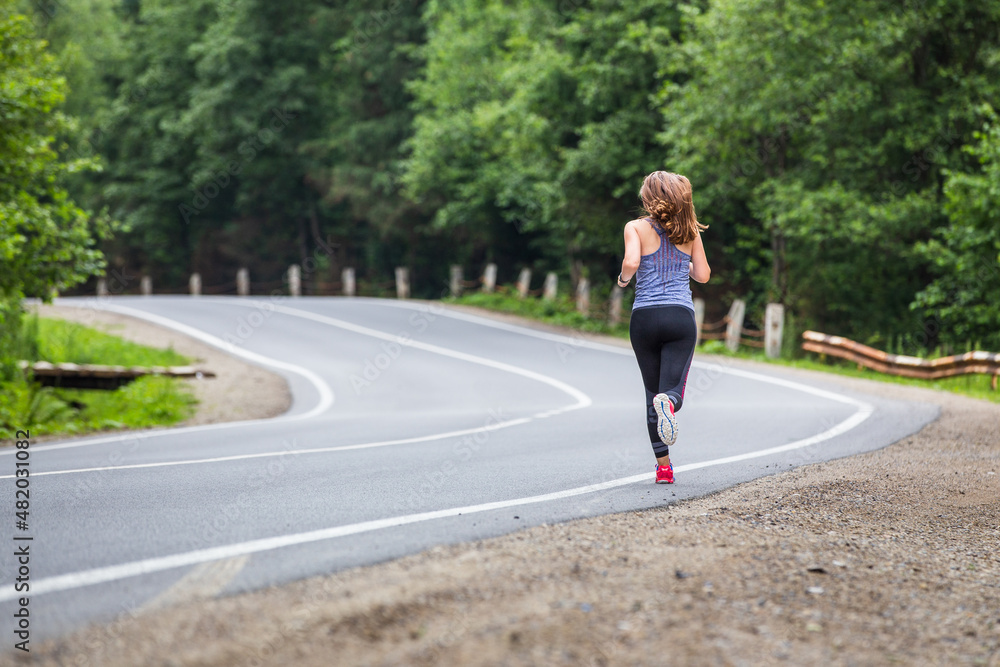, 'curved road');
1,296,937,641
